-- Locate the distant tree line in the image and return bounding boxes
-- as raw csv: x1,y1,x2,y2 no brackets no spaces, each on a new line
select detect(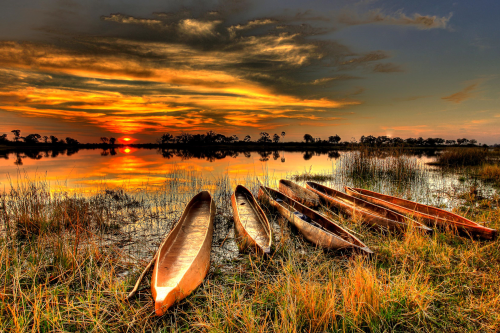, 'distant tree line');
0,129,486,147
0,130,81,146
